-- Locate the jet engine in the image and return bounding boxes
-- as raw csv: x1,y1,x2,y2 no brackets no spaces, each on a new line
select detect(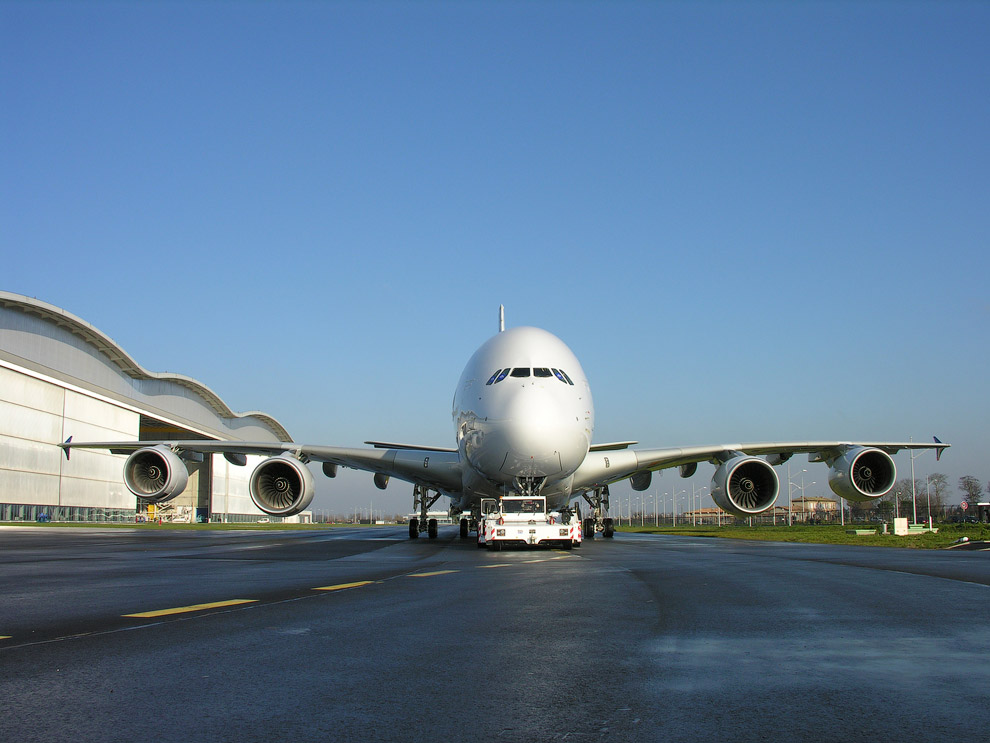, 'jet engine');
827,446,896,502
249,454,316,516
711,456,779,517
123,445,189,502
